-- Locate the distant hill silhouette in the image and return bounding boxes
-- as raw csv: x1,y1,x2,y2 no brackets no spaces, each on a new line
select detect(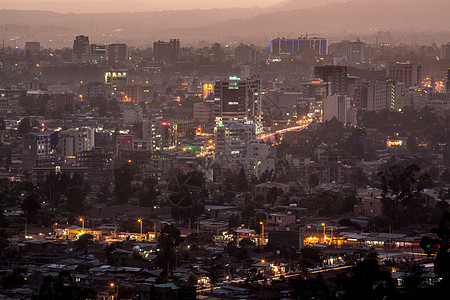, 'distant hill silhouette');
0,0,448,46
